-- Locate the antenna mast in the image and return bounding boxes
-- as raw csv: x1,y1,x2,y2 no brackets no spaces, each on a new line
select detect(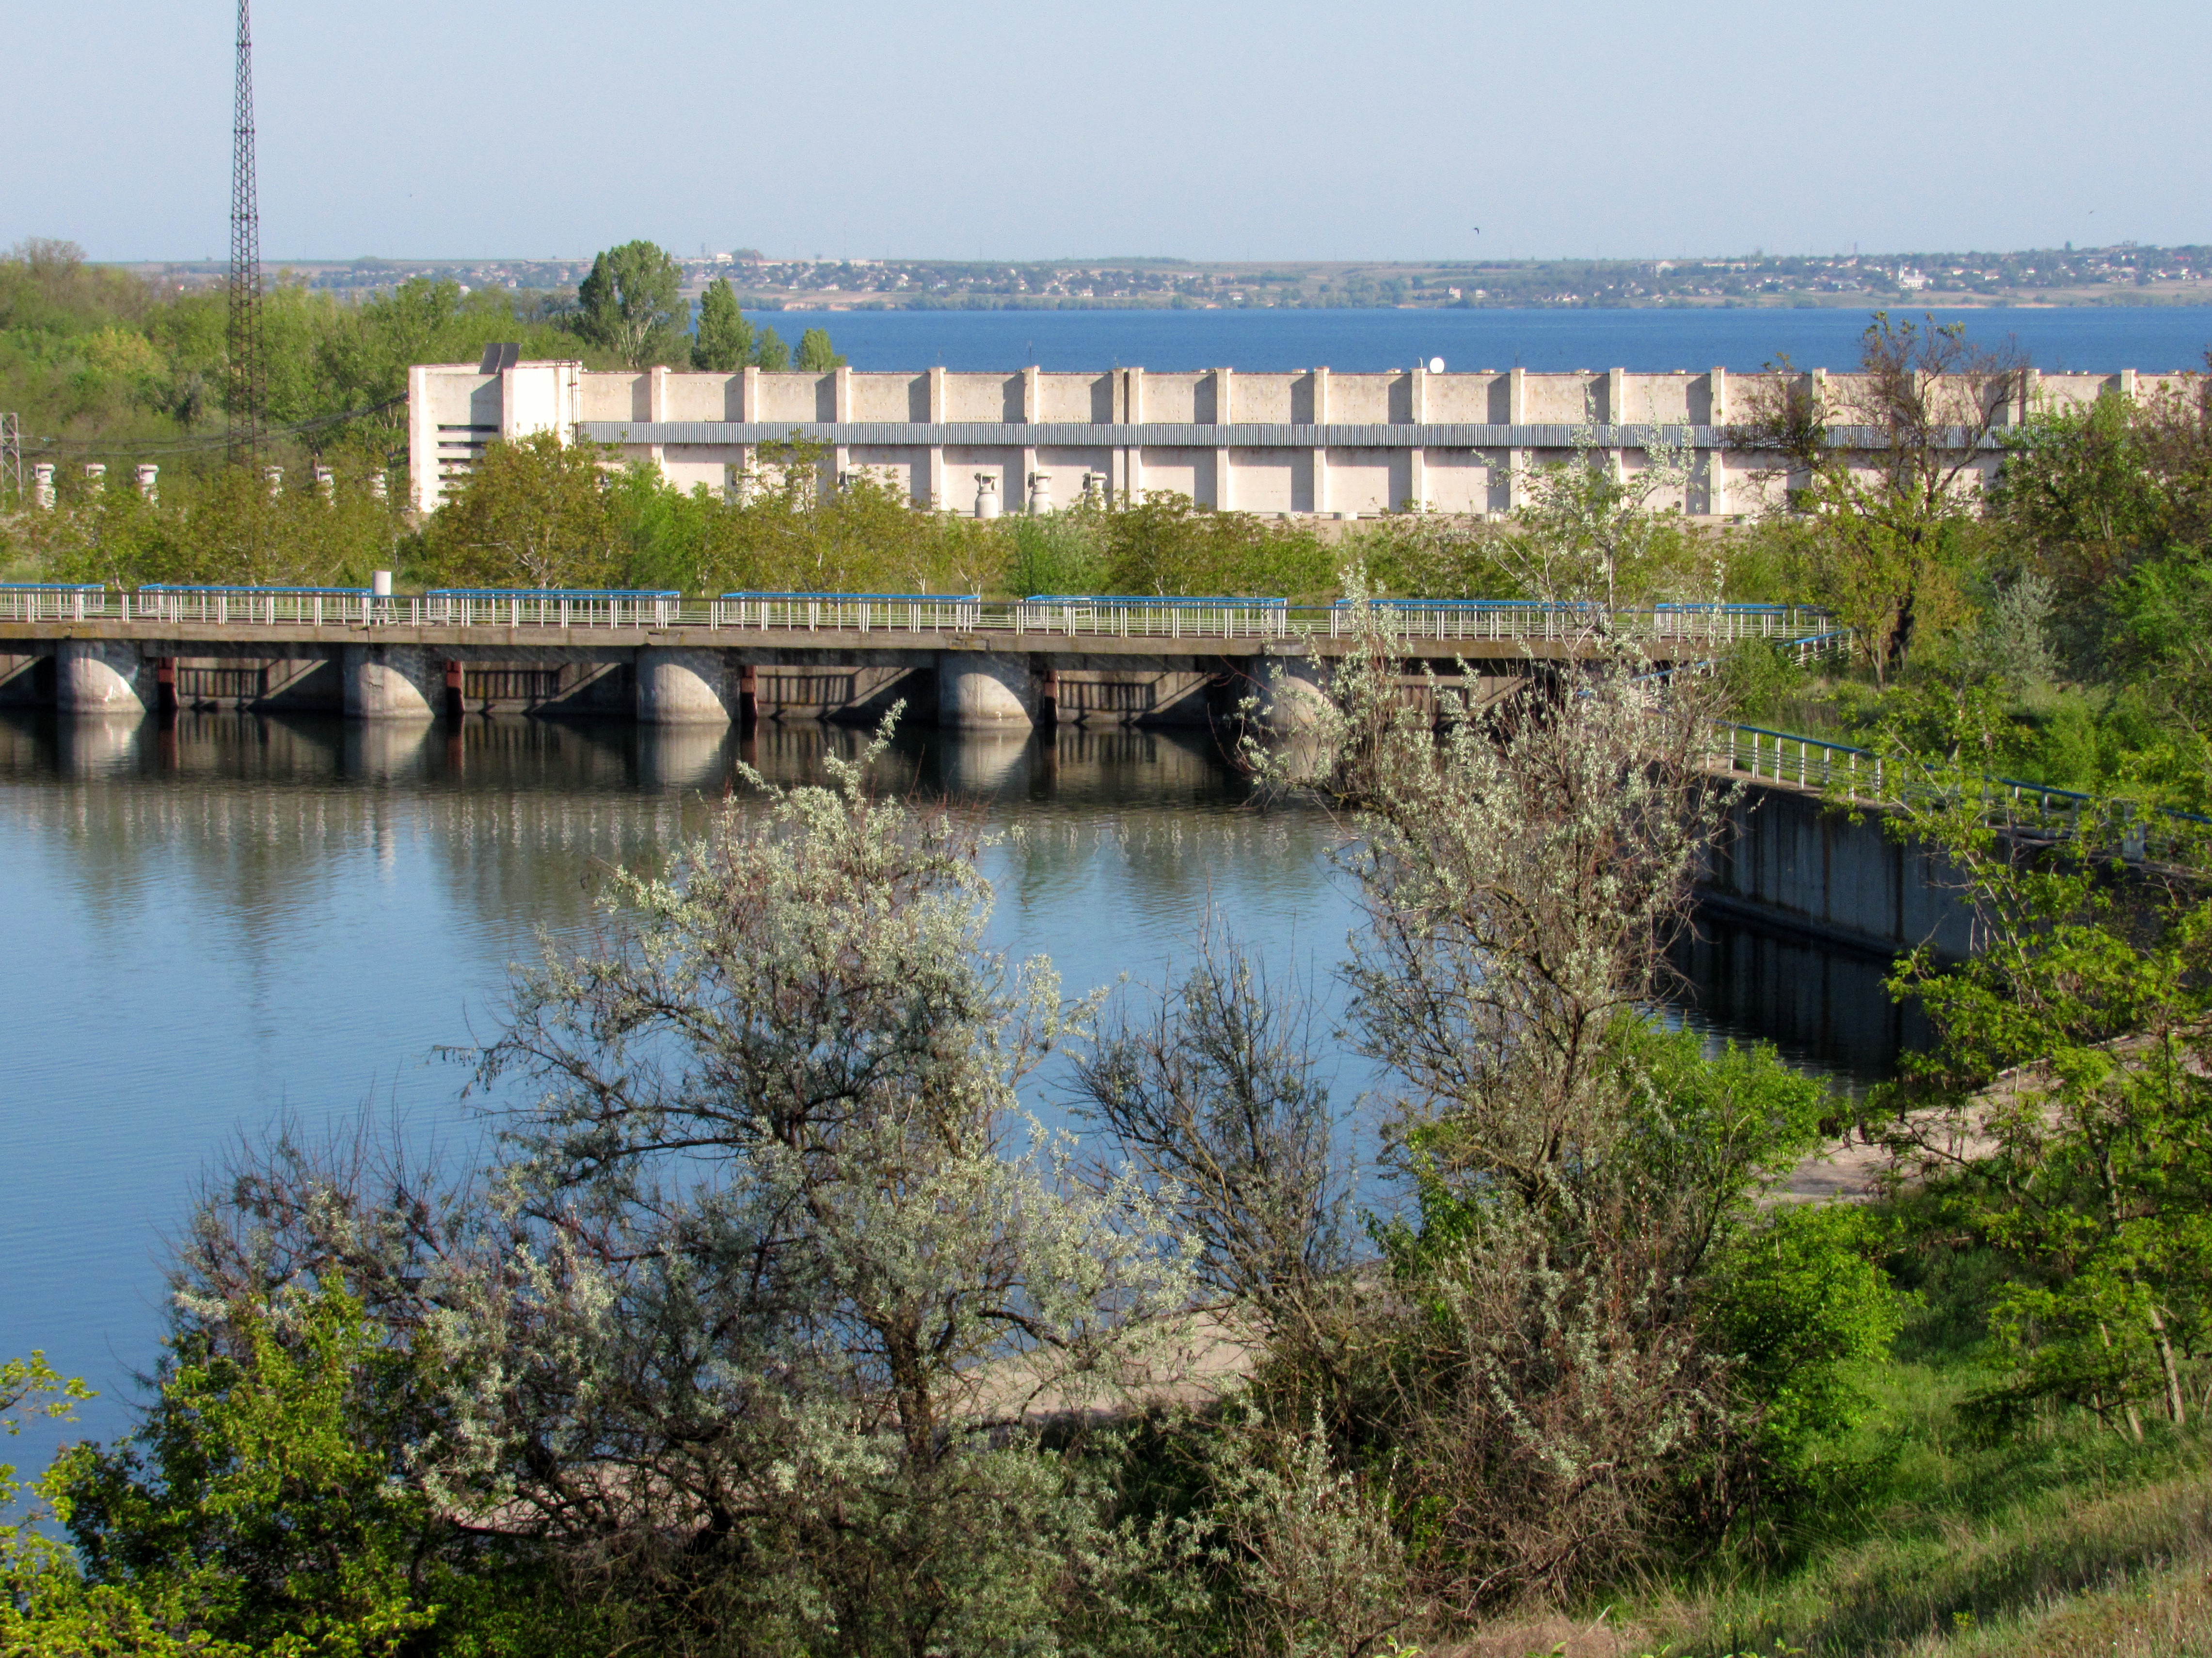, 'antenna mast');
226,0,266,466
